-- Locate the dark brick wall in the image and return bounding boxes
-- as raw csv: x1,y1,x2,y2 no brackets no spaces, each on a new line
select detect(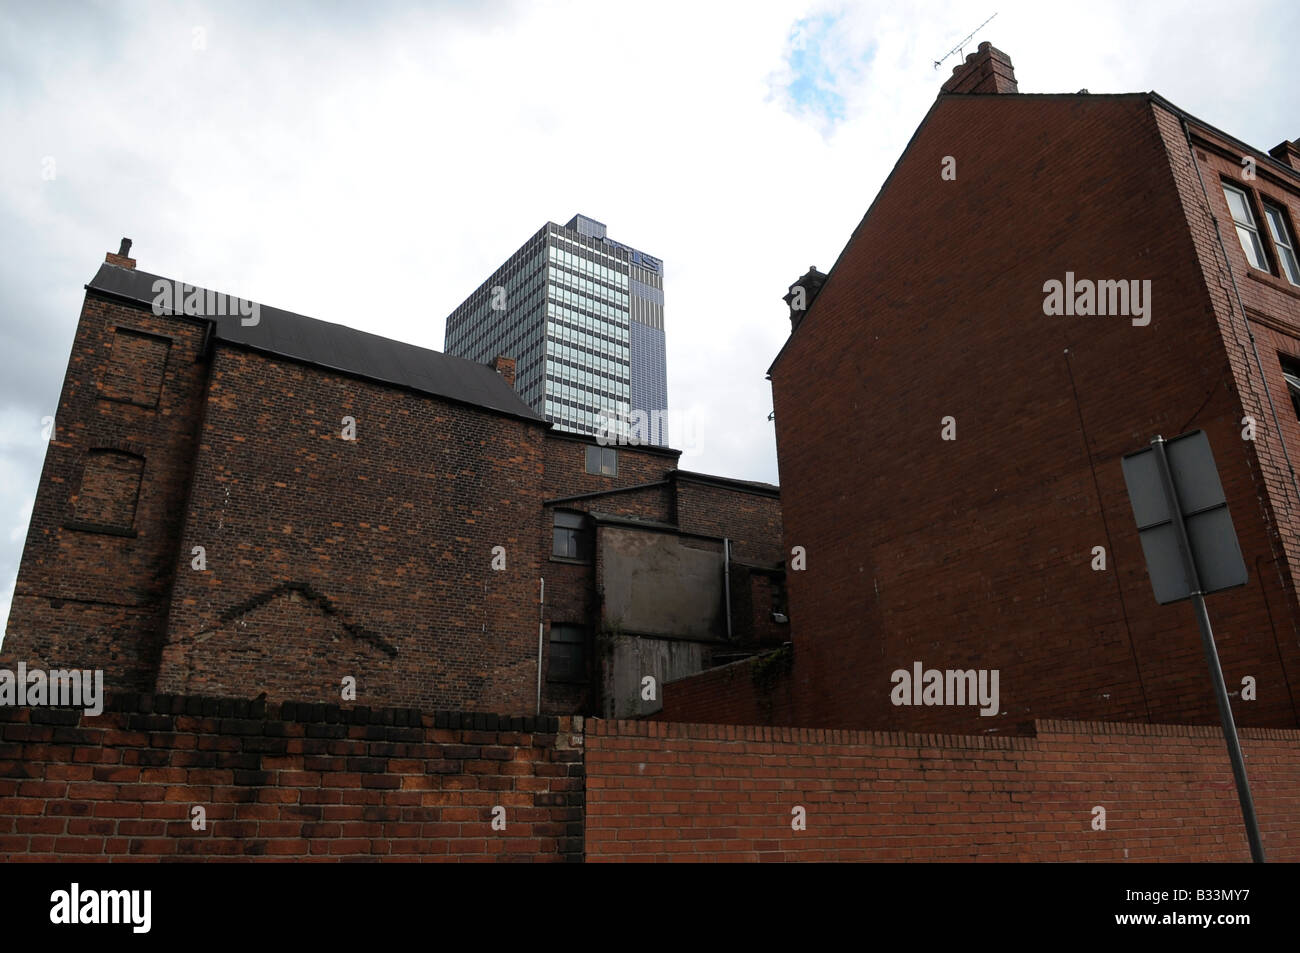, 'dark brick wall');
538,452,770,716
540,558,596,715
542,432,678,501
73,450,145,529
156,346,548,713
730,567,788,644
2,283,211,691
651,647,795,726
5,257,787,721
0,695,583,862
99,328,169,406
674,477,783,565
769,93,1300,733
